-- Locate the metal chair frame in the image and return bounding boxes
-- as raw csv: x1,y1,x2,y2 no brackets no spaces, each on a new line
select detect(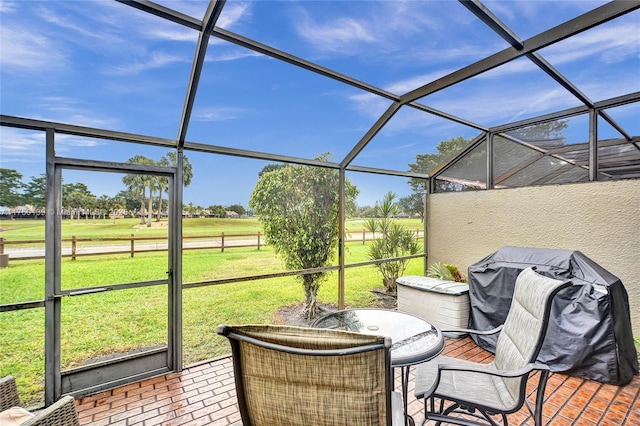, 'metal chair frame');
217,324,403,426
415,268,571,426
